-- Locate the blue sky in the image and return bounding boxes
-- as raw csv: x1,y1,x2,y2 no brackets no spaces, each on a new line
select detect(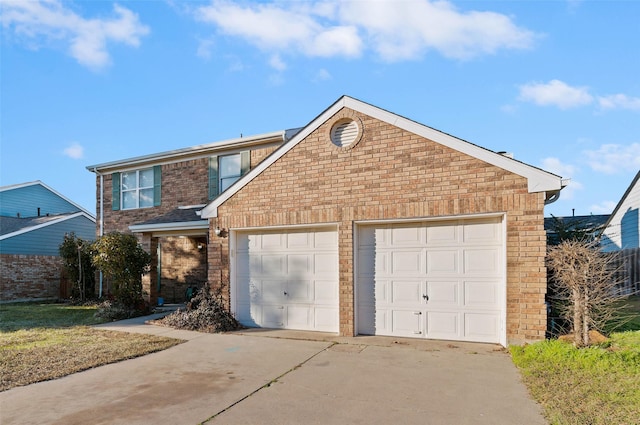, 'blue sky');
1,0,639,218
